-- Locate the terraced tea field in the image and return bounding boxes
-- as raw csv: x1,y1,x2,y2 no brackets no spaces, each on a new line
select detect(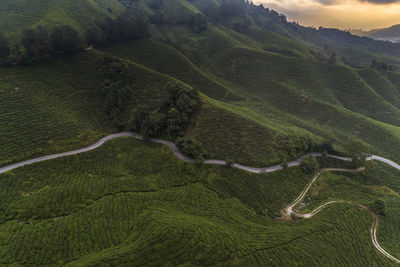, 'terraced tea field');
0,137,398,266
